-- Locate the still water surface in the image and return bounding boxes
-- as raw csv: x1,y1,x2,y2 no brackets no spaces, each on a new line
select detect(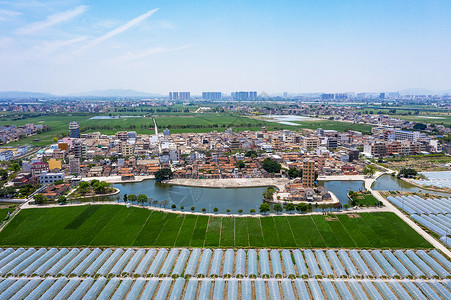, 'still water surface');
73,174,448,214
